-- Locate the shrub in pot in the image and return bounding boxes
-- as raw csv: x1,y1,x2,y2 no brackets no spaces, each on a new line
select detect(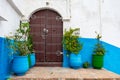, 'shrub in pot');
6,22,30,76
27,34,36,68
83,62,90,68
12,41,29,76
63,28,83,69
92,32,106,69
